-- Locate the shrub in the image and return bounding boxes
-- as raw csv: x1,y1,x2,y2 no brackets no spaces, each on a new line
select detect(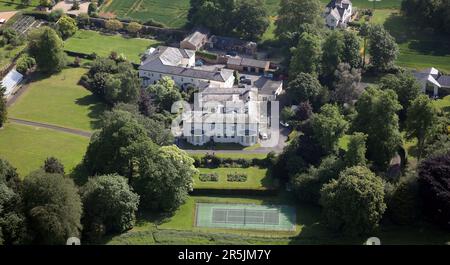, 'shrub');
227,173,247,182
15,54,36,75
199,173,219,182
